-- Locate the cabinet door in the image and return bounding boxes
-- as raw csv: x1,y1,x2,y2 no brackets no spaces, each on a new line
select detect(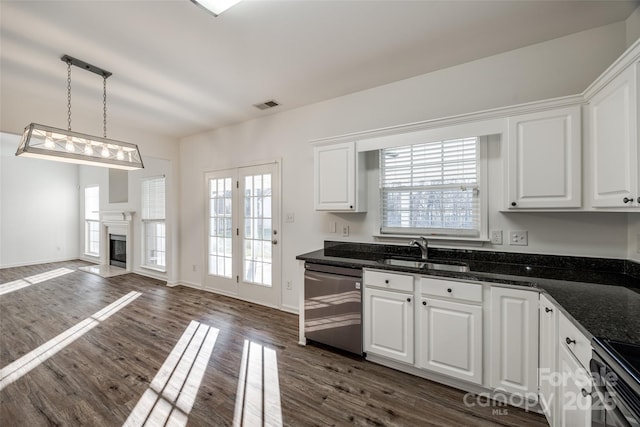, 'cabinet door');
314,142,359,211
558,343,592,427
419,298,482,384
490,287,539,397
364,287,414,364
507,106,581,209
539,294,558,426
589,64,639,208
